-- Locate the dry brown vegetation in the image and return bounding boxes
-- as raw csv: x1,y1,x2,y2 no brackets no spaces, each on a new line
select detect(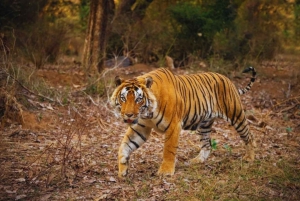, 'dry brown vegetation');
0,57,299,200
